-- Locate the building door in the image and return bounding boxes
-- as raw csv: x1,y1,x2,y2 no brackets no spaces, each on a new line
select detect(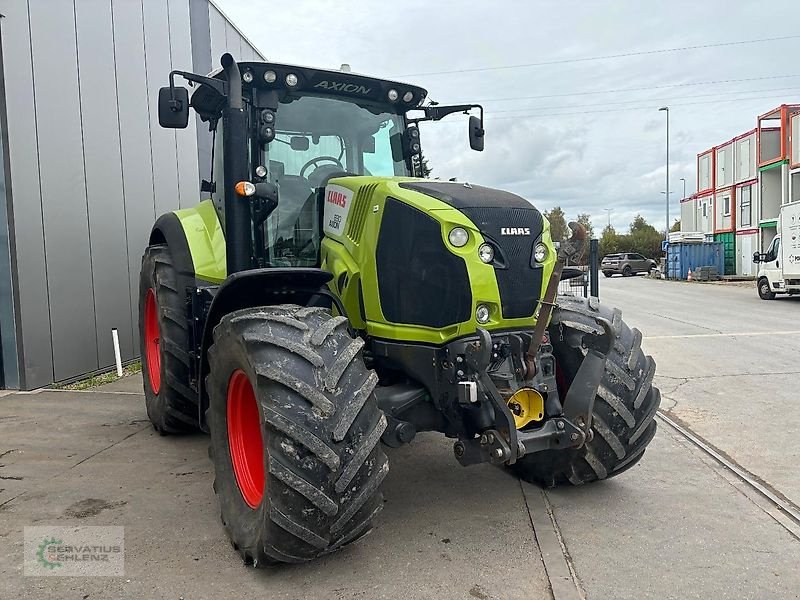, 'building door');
740,235,752,276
